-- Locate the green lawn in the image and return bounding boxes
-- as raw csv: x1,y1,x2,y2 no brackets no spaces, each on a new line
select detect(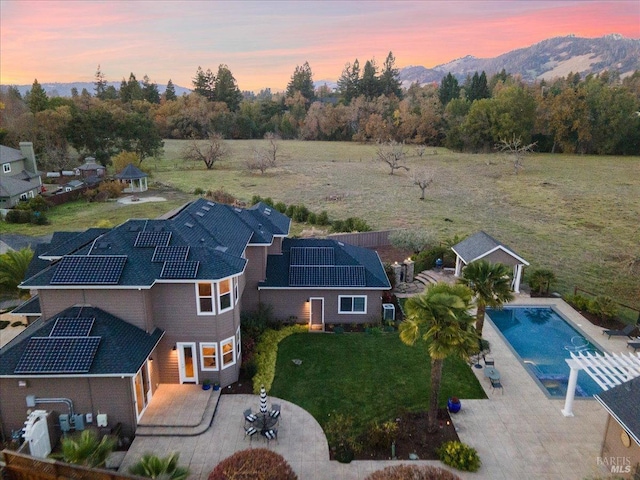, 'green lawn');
269,332,486,430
